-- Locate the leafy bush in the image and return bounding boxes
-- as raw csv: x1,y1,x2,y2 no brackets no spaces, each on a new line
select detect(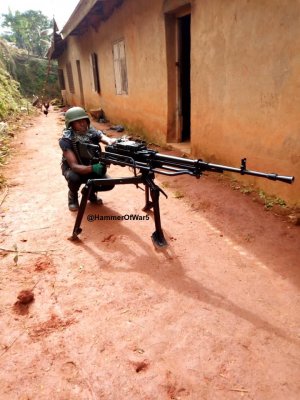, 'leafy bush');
0,56,25,119
0,39,60,119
